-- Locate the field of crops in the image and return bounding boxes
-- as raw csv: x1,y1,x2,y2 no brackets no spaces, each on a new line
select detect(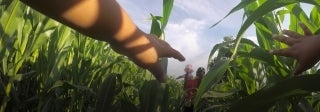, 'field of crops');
2,0,320,112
